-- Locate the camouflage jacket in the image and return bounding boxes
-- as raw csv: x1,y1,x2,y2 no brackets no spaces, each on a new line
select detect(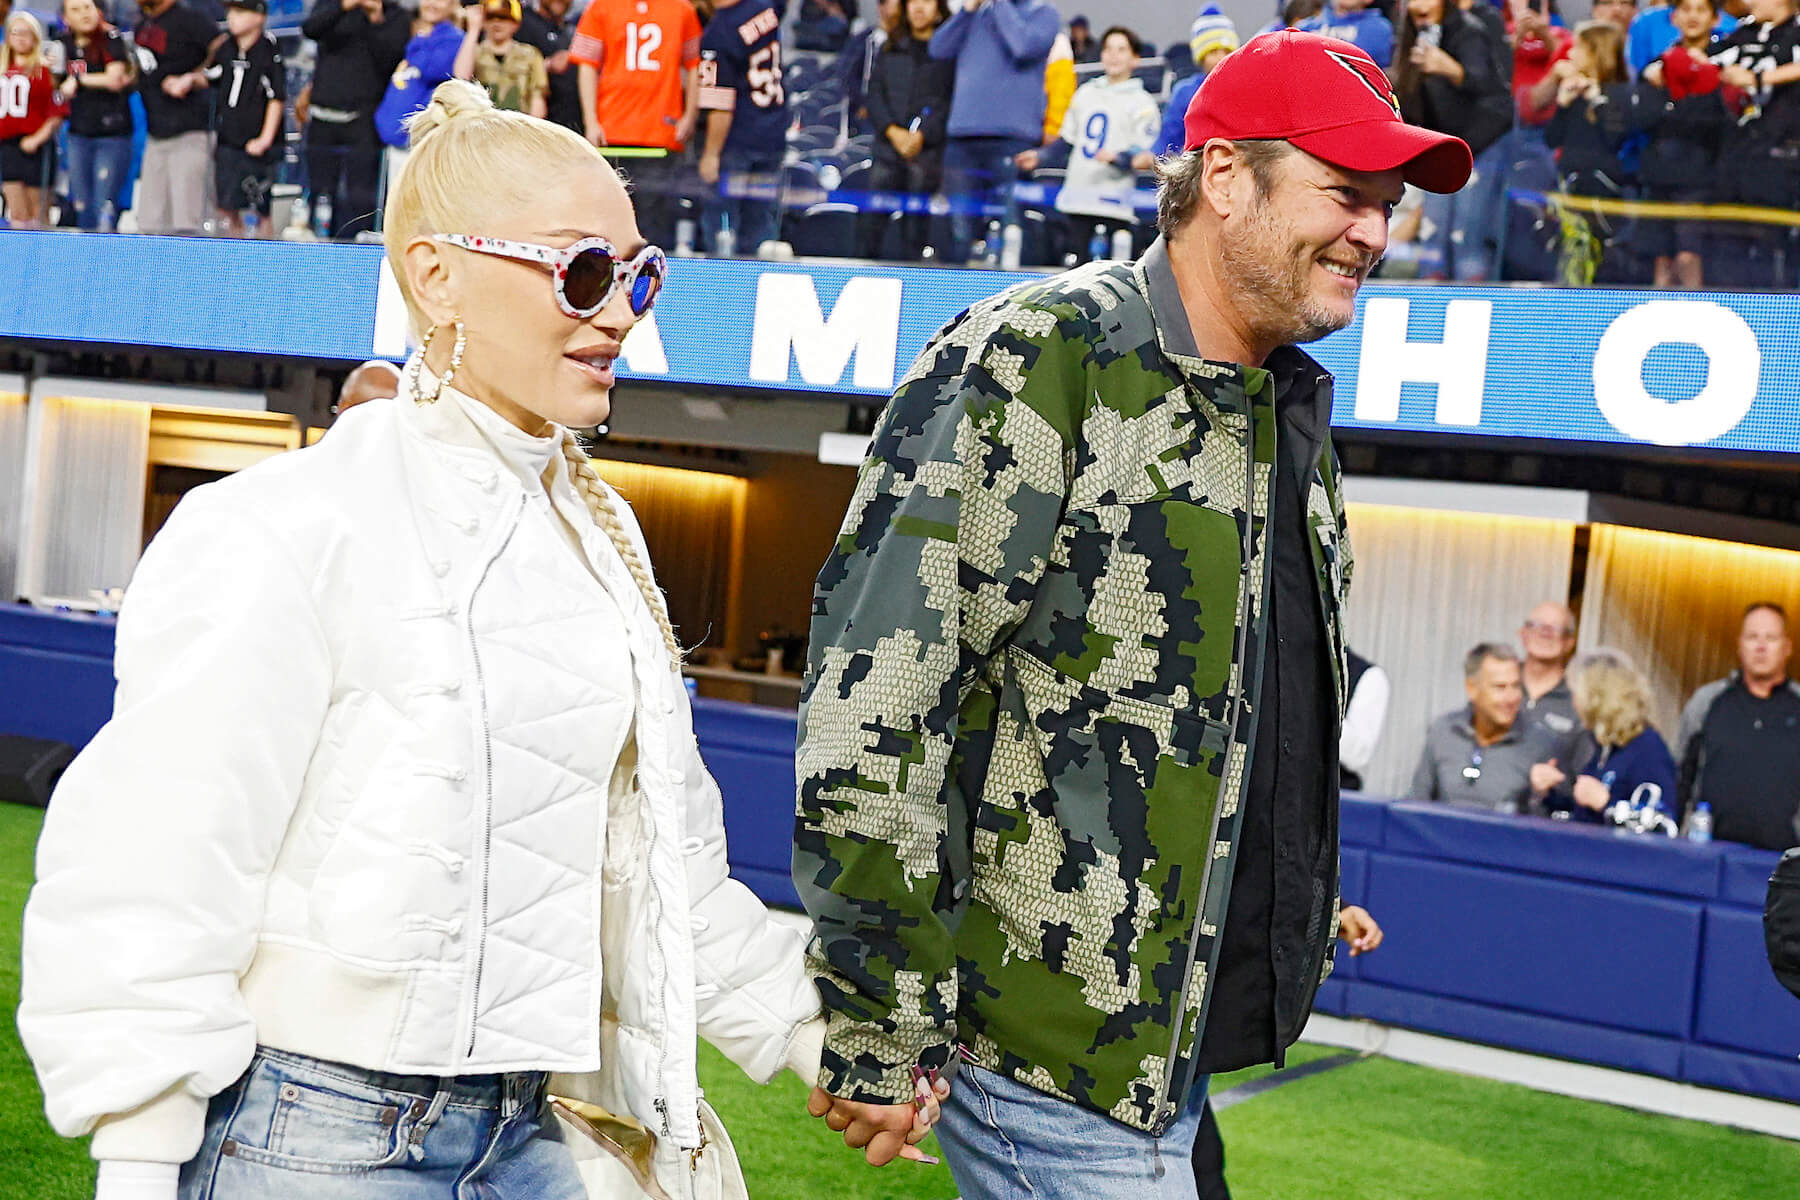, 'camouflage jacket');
793,239,1354,1134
